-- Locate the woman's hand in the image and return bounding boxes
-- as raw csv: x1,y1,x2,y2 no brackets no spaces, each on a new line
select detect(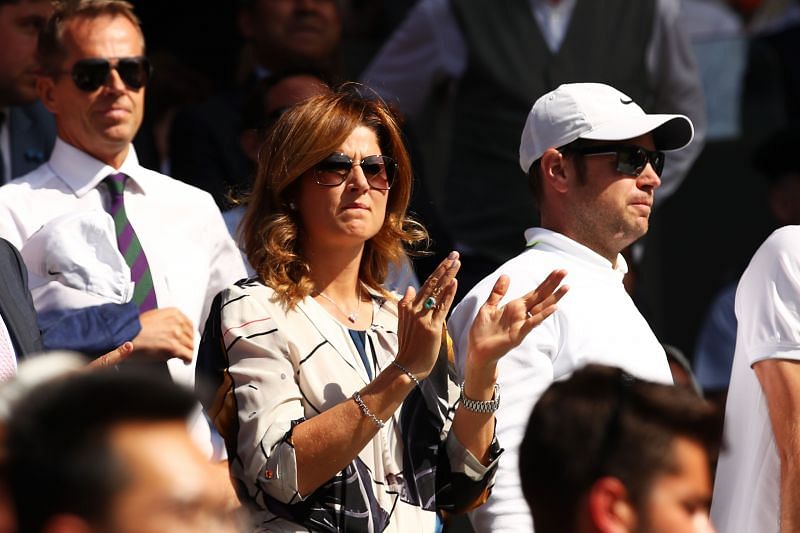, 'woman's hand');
395,251,461,380
467,269,568,369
